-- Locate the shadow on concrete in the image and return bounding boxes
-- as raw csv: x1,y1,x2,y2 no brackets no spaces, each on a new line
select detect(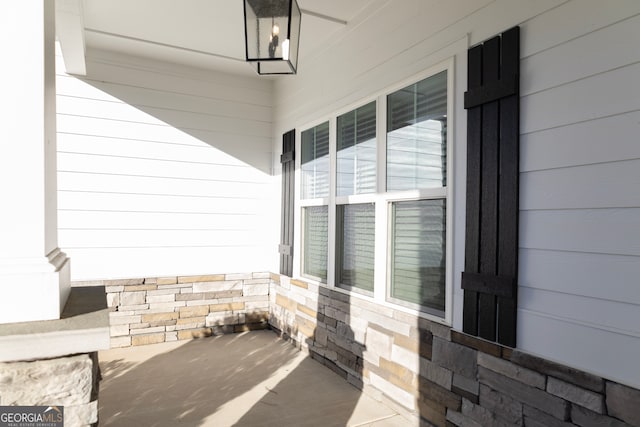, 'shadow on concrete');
236,286,376,426
98,330,374,427
99,331,298,426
